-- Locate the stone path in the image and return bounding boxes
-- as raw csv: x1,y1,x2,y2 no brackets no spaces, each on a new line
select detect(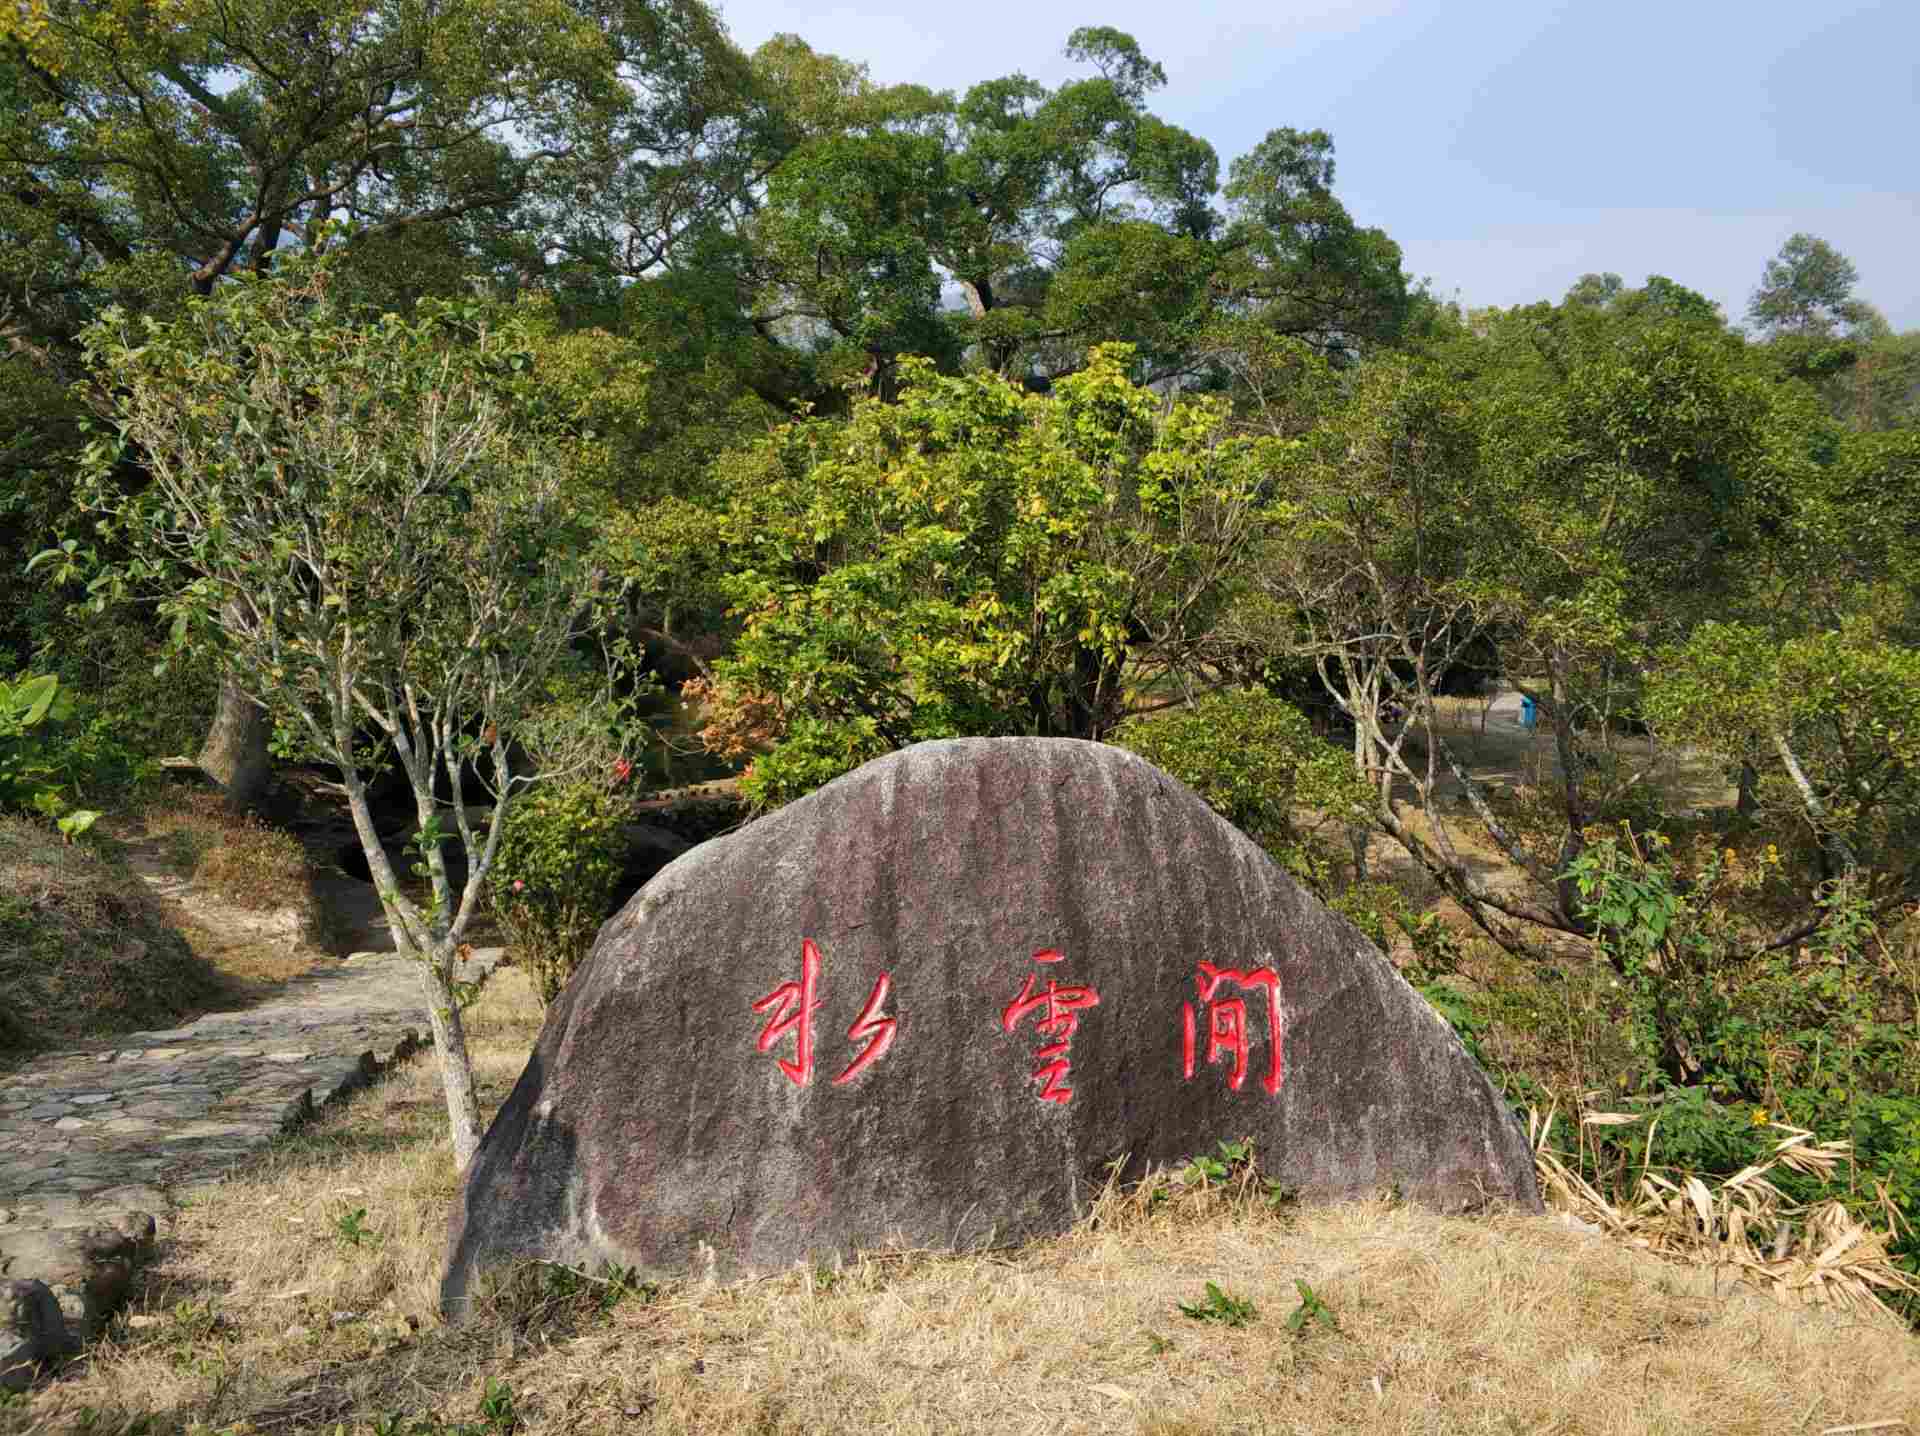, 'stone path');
0,945,500,1386
0,947,500,1216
